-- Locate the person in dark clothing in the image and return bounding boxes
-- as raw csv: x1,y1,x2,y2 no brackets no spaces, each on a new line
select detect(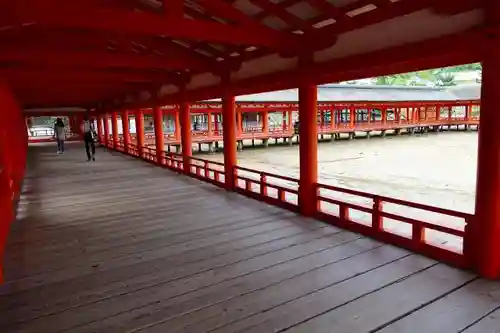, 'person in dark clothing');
53,118,65,154
80,116,96,161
